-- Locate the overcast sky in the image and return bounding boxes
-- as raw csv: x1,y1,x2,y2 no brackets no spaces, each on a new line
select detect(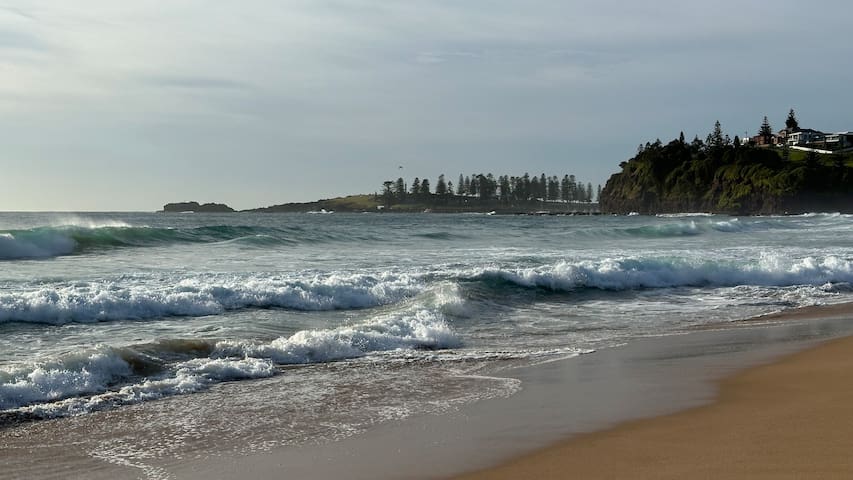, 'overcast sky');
1,1,851,211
